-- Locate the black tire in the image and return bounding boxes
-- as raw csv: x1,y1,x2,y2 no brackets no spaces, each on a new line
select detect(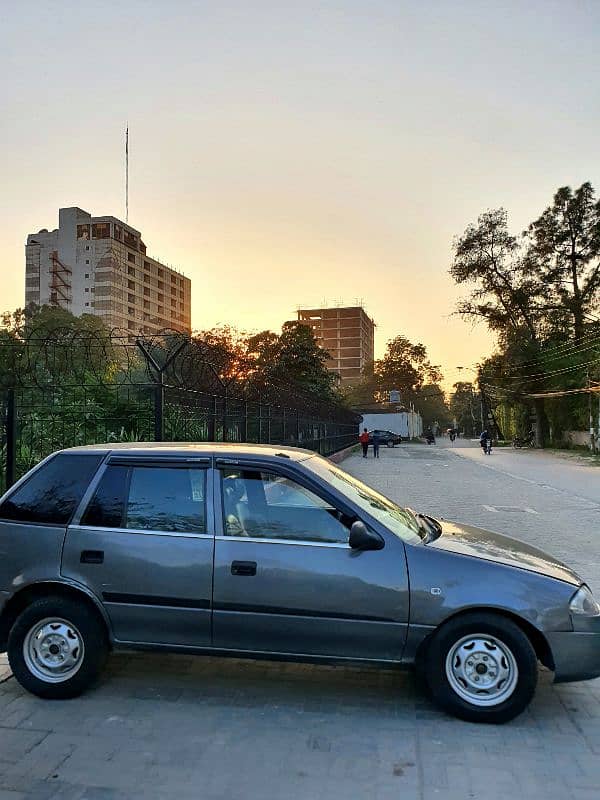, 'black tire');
387,440,394,448
8,596,108,699
424,613,538,724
